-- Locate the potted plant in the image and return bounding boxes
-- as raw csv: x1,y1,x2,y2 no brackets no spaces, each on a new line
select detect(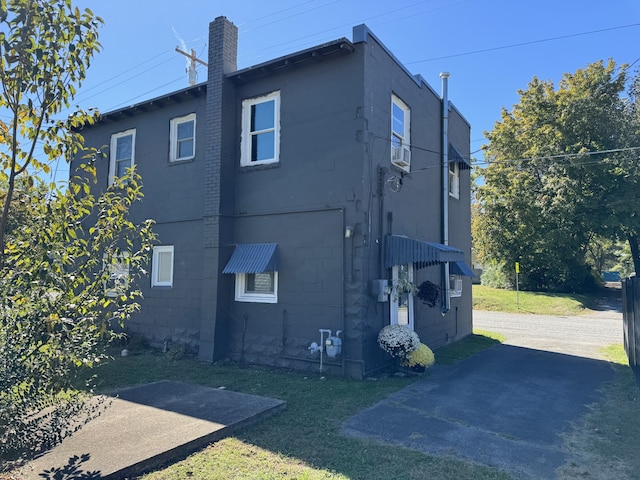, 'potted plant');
393,277,418,301
401,343,435,373
417,280,441,308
